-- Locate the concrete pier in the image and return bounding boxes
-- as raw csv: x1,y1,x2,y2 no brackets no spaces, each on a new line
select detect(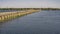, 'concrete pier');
0,10,39,22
